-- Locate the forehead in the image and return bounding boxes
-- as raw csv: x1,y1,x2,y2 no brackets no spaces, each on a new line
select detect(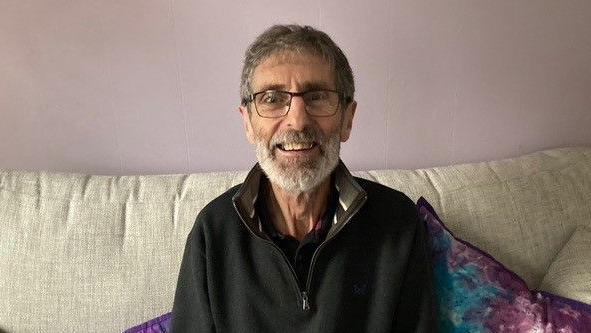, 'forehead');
251,51,335,91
